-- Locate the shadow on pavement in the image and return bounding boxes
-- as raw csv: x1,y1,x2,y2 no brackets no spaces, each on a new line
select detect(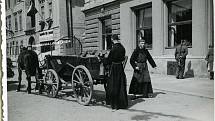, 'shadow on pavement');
128,91,166,108
128,98,145,108
151,91,166,98
128,109,198,121
184,61,194,78
89,90,110,108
